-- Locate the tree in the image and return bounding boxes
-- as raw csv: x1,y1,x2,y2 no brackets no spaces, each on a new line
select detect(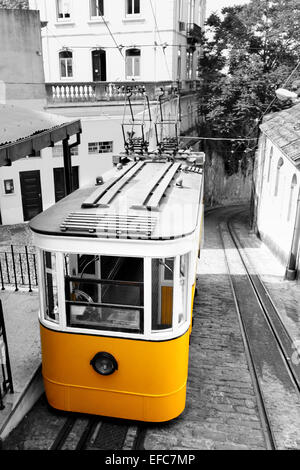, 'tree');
197,0,300,174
